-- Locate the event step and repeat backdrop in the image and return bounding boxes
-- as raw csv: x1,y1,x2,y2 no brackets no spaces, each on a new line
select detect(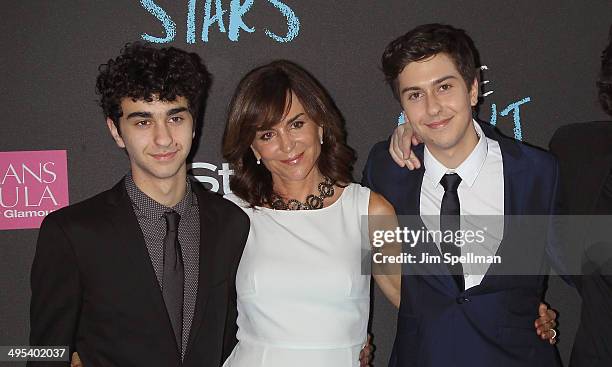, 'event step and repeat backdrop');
1,1,611,365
